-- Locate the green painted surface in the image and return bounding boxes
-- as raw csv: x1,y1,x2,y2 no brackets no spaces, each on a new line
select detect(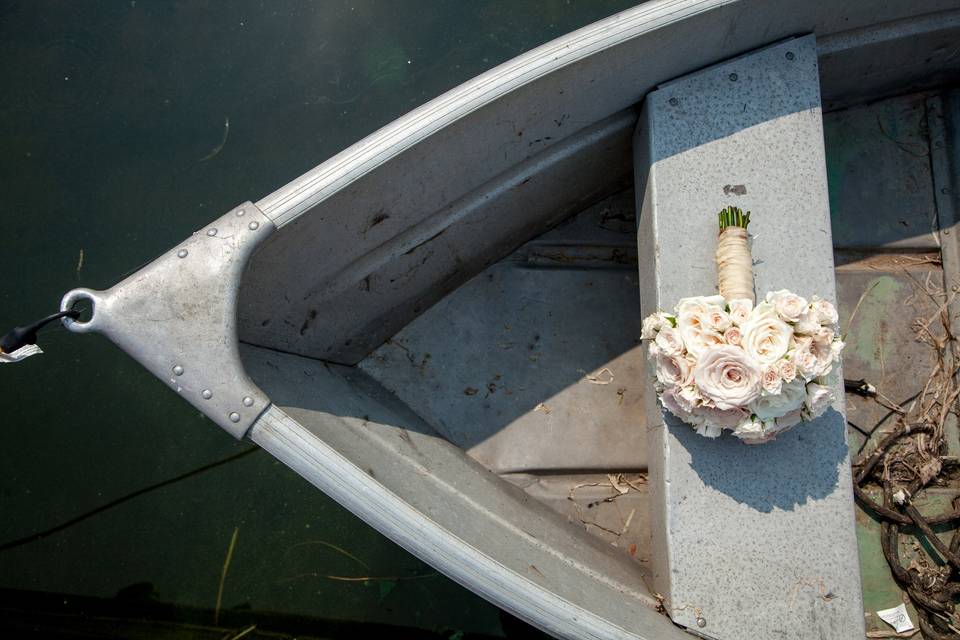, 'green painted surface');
855,488,916,632
856,487,958,633
844,275,902,364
